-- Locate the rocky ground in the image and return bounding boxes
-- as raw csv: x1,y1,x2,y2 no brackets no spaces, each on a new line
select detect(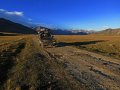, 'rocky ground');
46,45,120,90
0,35,120,90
